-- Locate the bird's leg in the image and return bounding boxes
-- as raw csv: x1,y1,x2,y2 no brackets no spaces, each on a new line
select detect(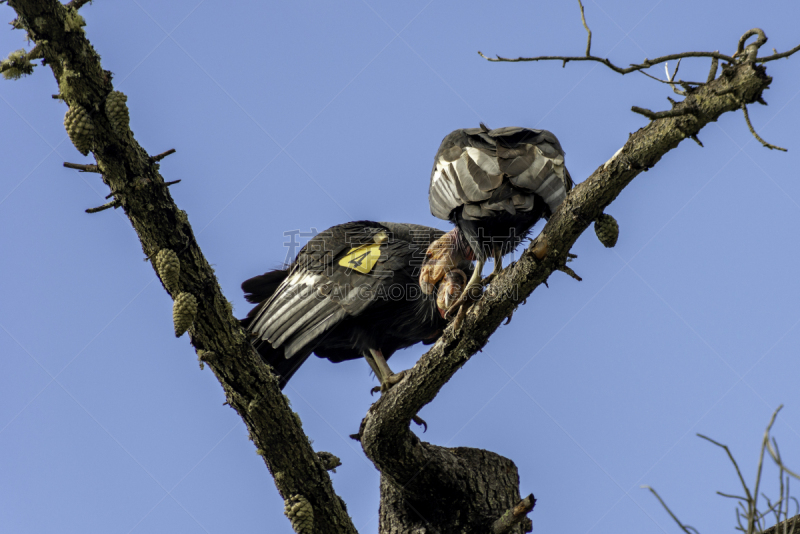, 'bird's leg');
367,349,427,430
445,257,485,320
368,349,406,393
481,244,504,286
365,352,383,384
